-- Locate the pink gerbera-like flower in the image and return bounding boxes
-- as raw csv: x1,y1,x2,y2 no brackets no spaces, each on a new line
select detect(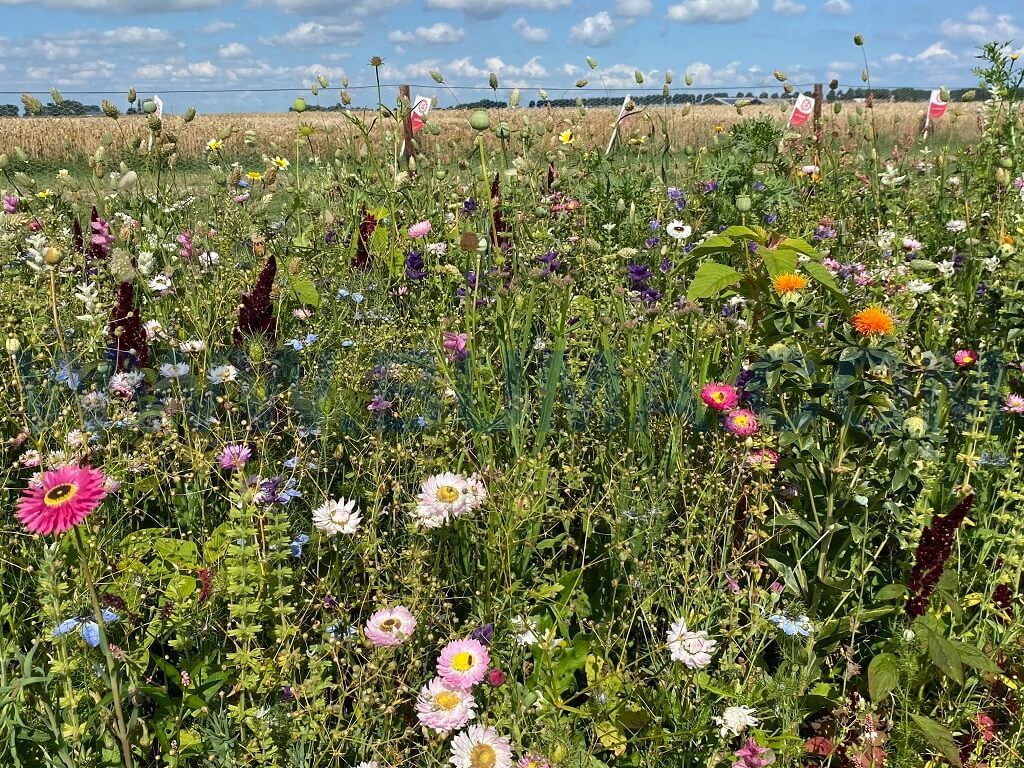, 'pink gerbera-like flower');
954,349,978,368
725,409,759,437
1004,394,1024,415
415,676,476,733
701,382,739,411
409,220,432,238
17,465,107,536
437,637,490,689
364,606,417,647
218,443,251,471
